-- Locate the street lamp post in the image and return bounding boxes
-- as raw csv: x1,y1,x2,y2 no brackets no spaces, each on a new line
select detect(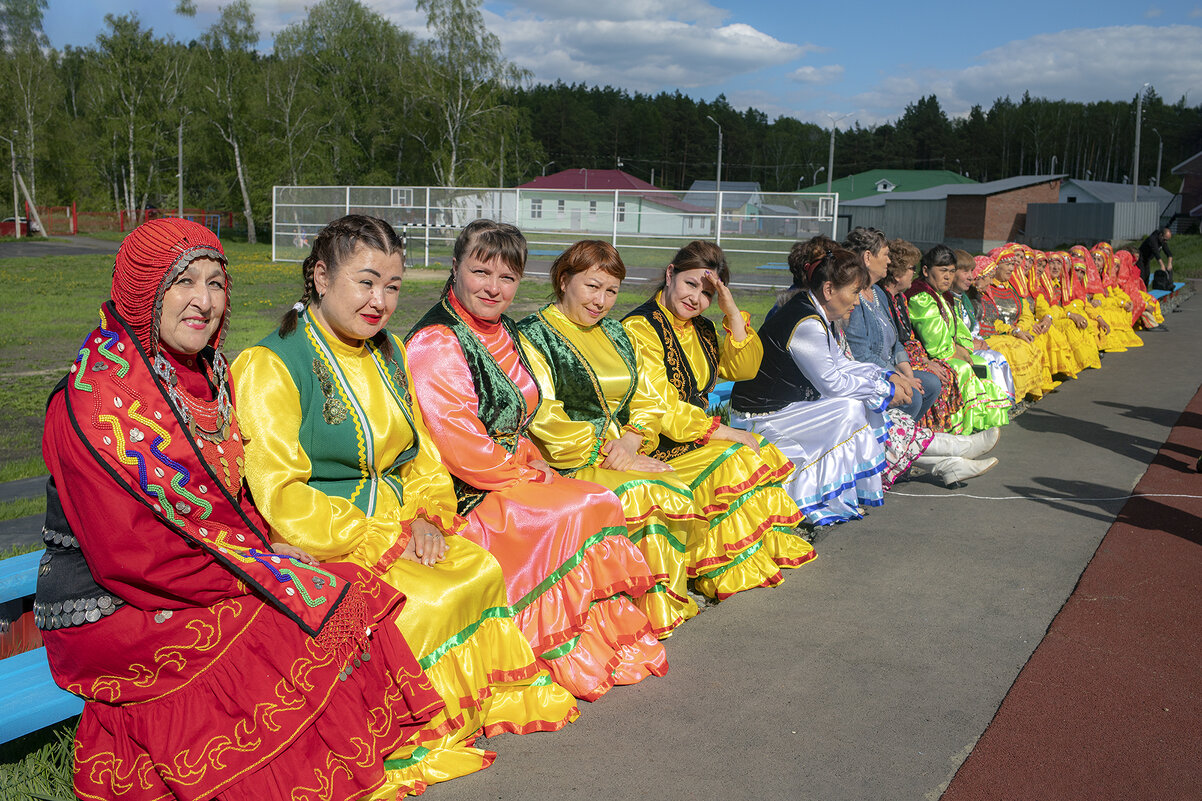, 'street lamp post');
1132,82,1150,202
826,112,852,195
705,115,722,239
540,160,555,176
812,166,825,187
